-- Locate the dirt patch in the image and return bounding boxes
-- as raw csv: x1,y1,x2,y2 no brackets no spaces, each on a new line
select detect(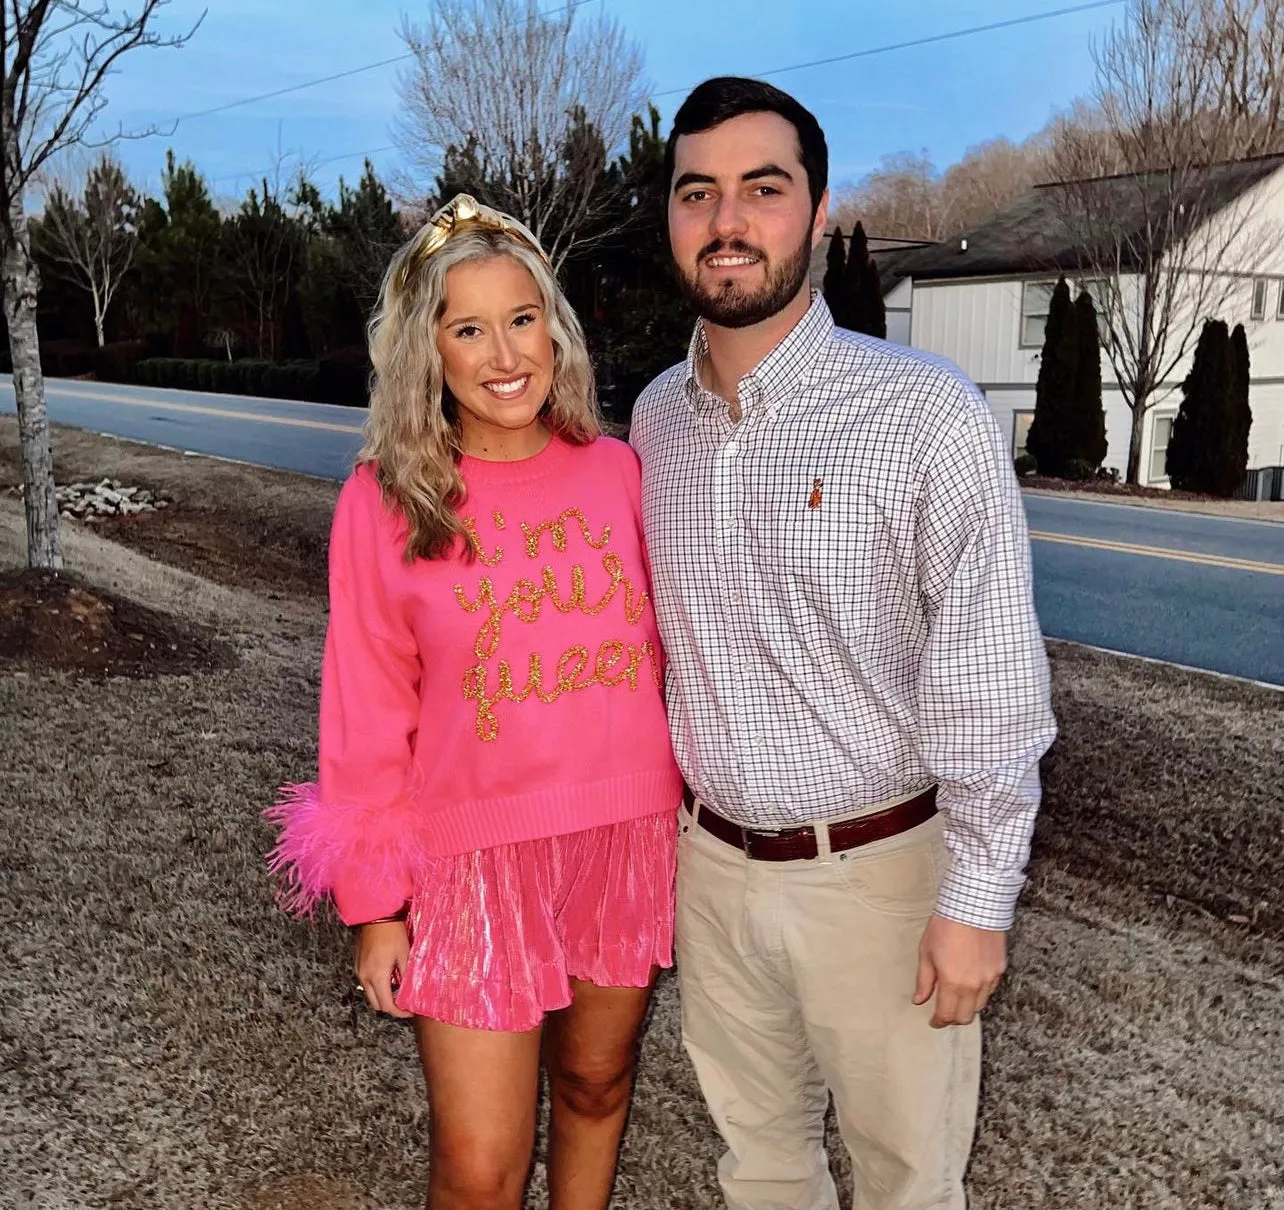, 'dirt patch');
1022,478,1284,522
90,503,331,597
0,416,339,597
1023,474,1220,501
0,568,235,679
